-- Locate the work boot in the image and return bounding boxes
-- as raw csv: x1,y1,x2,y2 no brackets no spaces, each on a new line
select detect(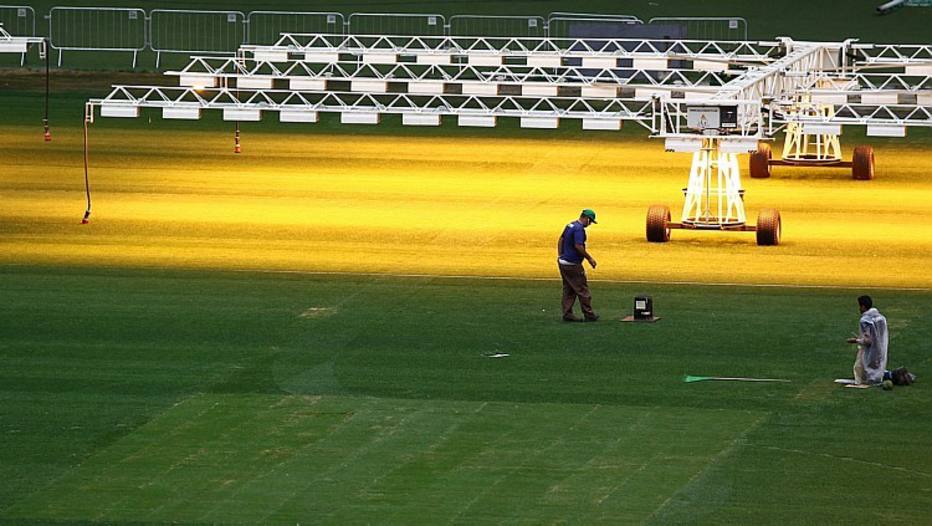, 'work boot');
584,314,600,322
562,315,581,322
